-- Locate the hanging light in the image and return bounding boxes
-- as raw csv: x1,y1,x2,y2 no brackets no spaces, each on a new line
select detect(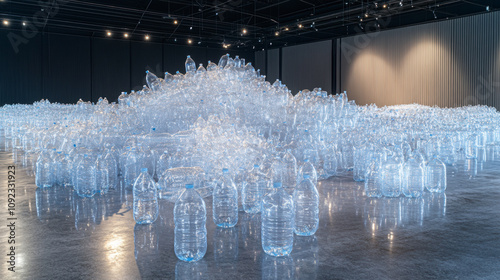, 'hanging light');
106,31,112,37
145,35,150,40
124,33,129,38
173,19,178,24
242,28,247,34
187,39,192,44
3,19,9,26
